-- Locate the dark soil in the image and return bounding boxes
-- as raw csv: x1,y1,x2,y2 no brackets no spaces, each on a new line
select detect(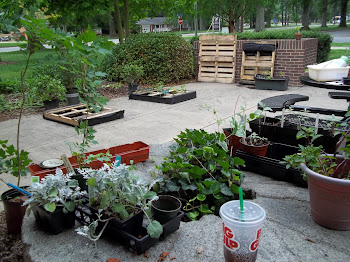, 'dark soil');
0,211,24,262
